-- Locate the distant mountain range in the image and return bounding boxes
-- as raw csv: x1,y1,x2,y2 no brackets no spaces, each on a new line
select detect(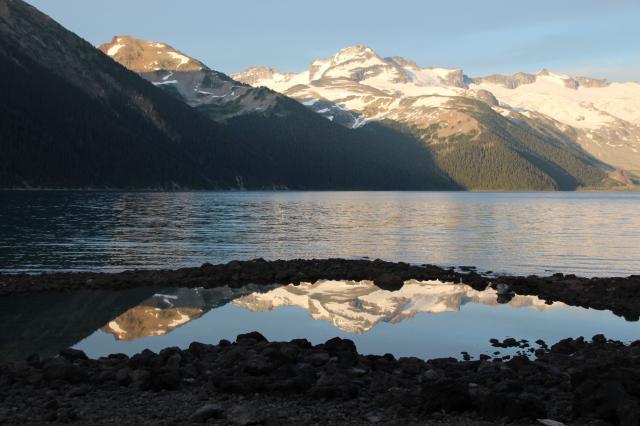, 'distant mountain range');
234,46,640,181
1,0,637,190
